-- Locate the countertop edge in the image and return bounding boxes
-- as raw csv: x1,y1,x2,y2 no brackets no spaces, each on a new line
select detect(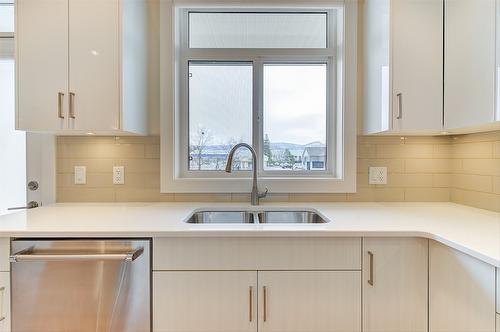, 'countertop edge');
5,229,499,268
